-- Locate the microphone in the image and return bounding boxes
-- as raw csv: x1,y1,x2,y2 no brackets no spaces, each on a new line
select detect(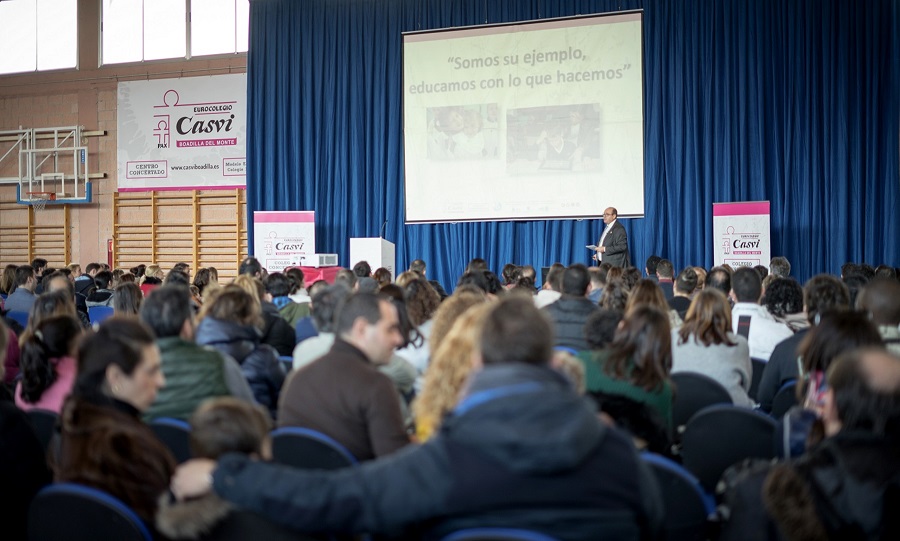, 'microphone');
380,219,388,238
